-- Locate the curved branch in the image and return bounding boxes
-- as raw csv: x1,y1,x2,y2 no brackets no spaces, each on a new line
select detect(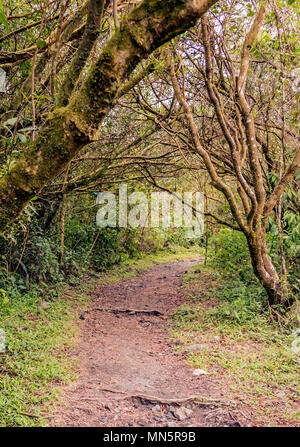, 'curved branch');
166,48,248,233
